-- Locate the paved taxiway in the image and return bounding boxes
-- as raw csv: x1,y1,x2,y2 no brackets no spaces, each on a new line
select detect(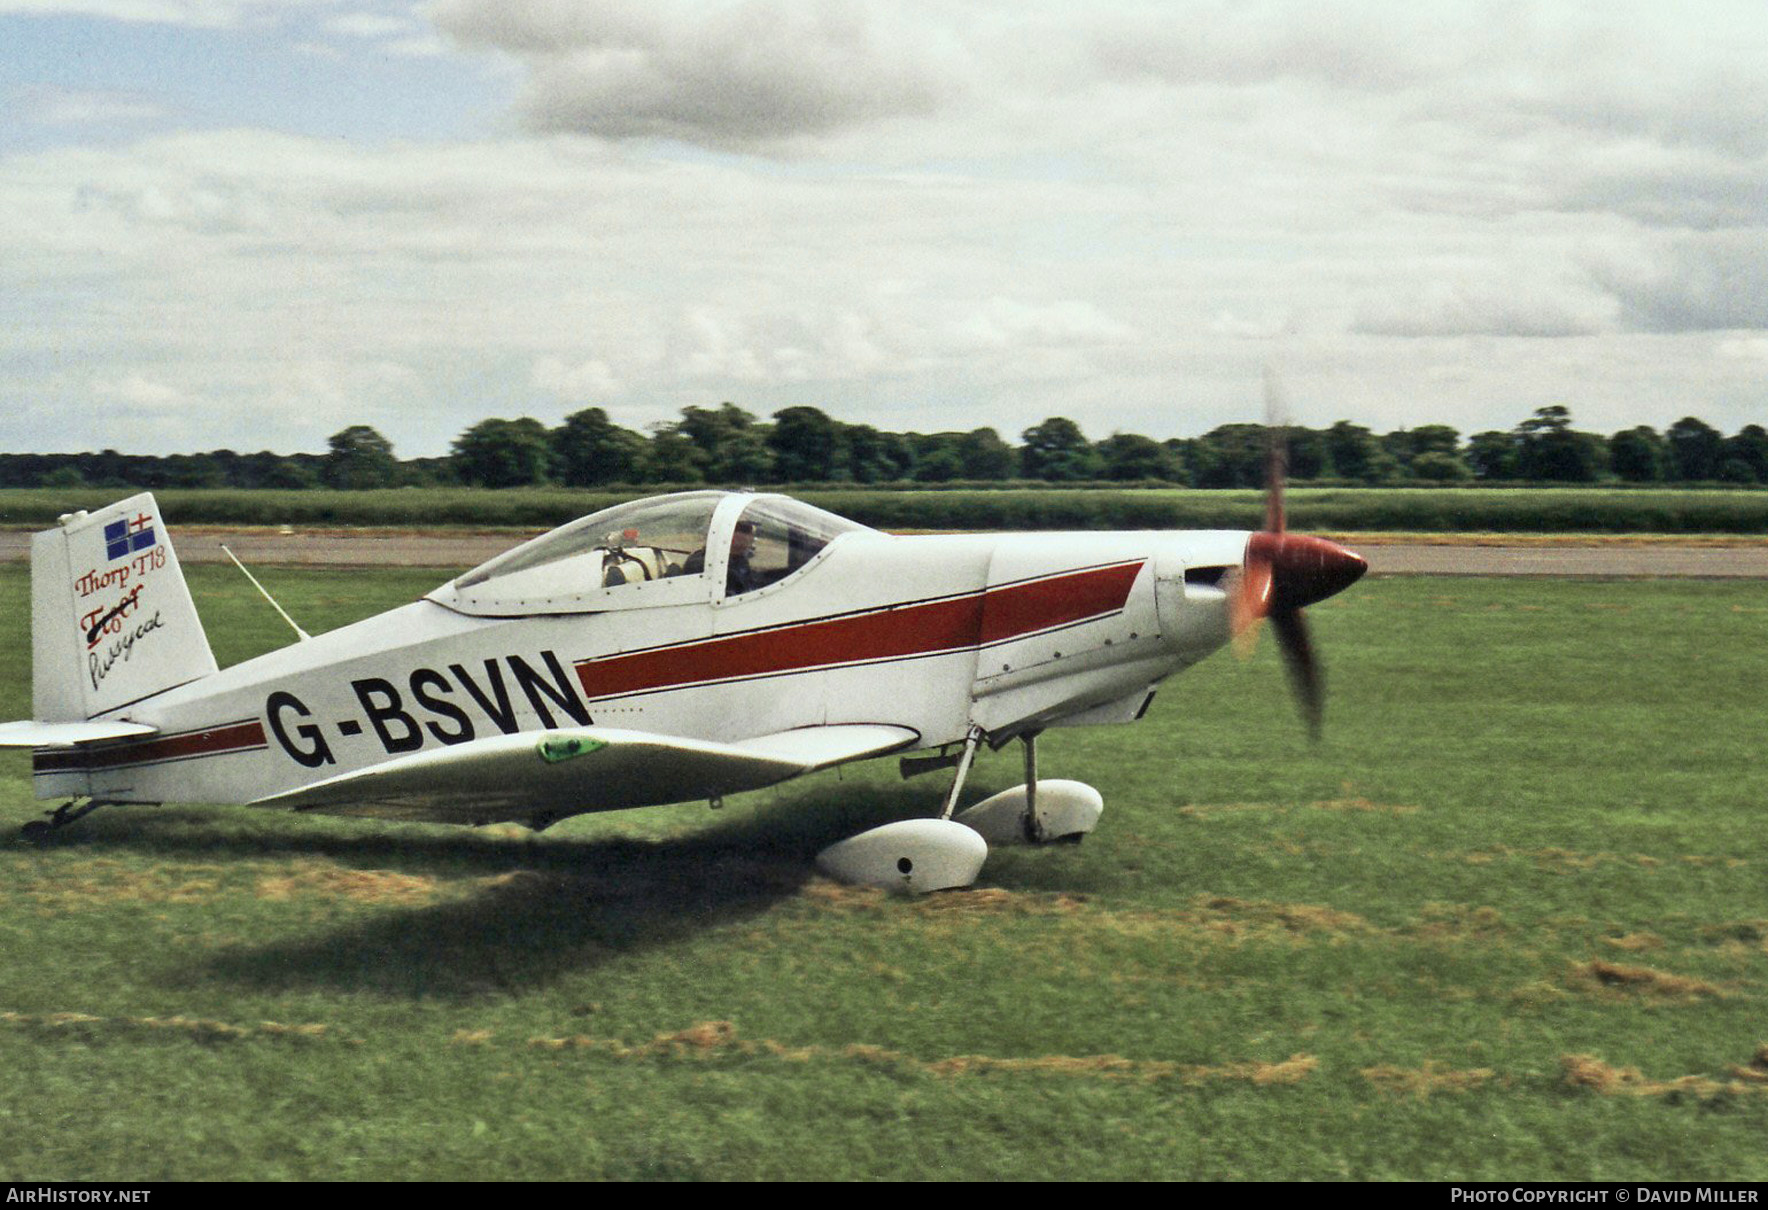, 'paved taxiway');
2,530,1765,577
